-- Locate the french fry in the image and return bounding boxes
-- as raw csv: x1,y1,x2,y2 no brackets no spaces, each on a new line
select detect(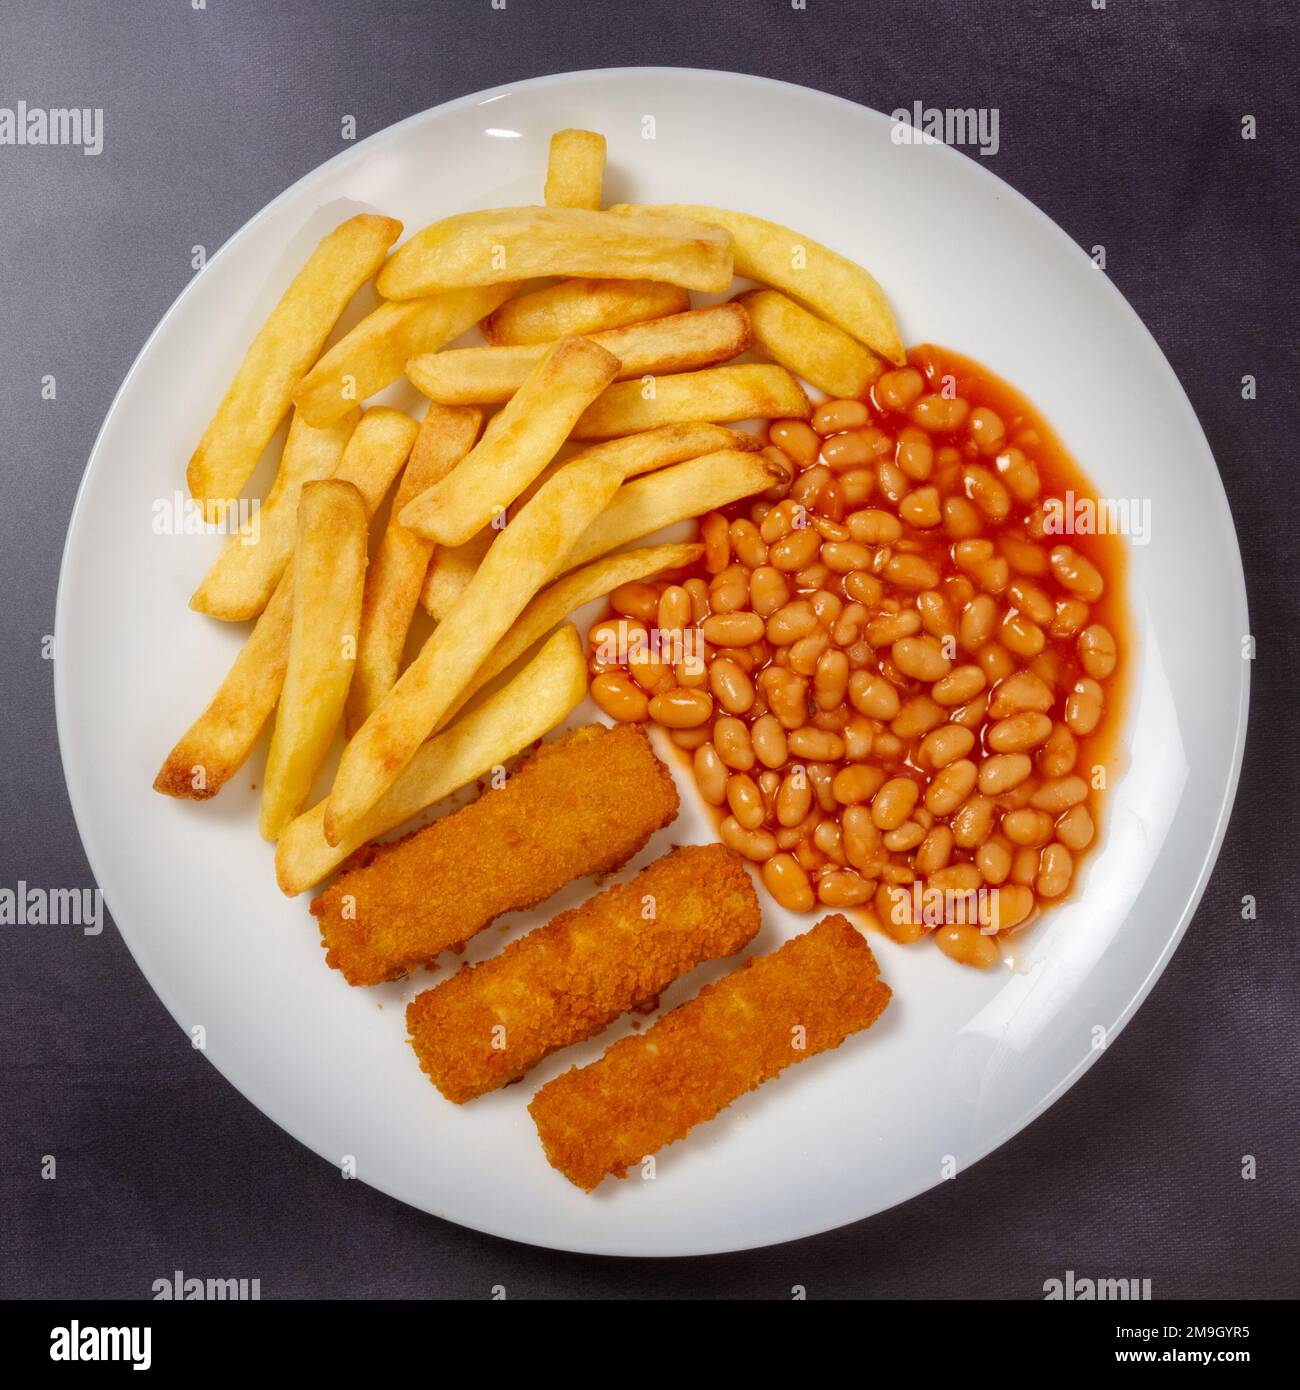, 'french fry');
259,481,368,841
154,408,418,800
274,625,587,895
611,202,905,364
187,213,401,519
189,406,360,621
481,278,689,346
322,452,624,844
292,285,514,427
419,527,493,621
441,542,703,728
377,207,733,298
346,404,482,734
399,336,619,546
408,304,751,405
736,288,884,398
561,449,783,573
570,364,810,441
544,129,606,210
